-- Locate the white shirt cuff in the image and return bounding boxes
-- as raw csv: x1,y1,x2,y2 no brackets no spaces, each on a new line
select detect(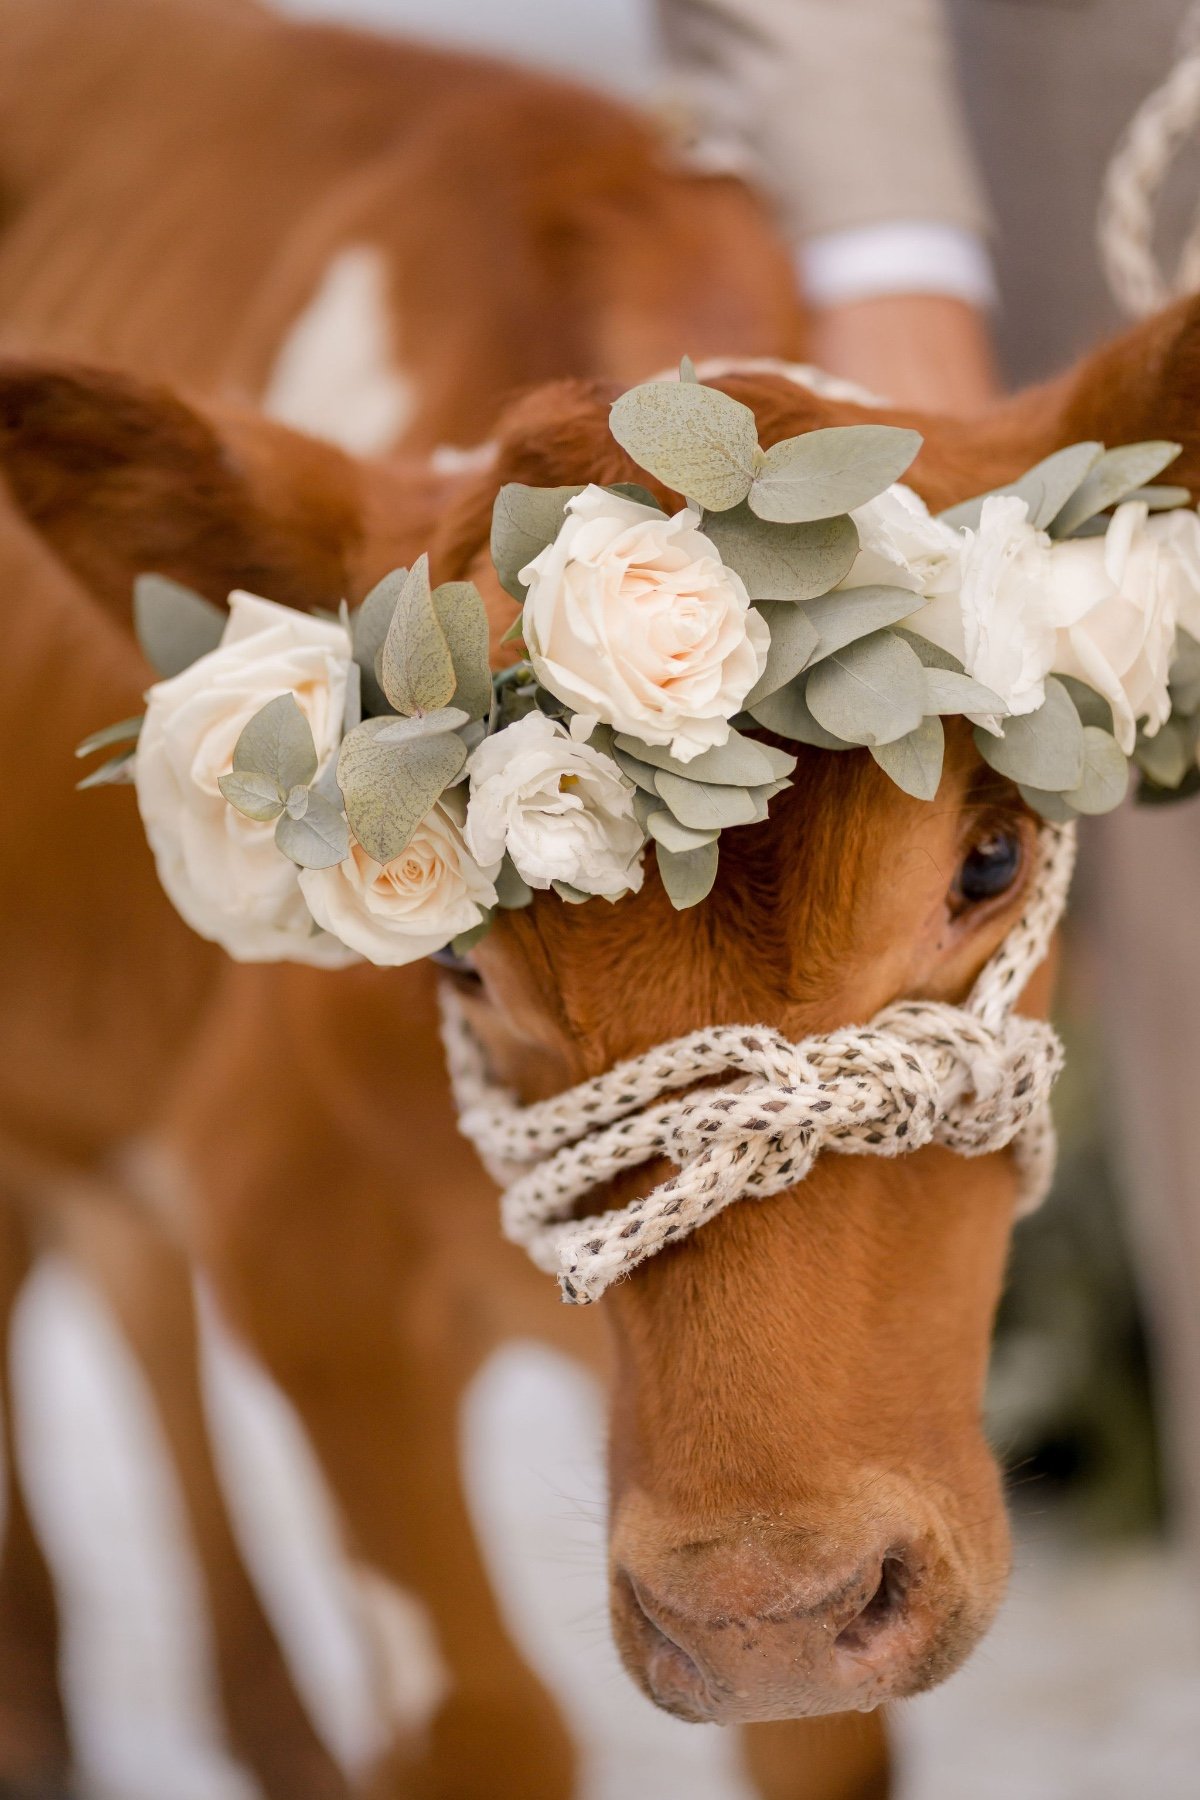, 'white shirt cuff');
799,222,998,309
